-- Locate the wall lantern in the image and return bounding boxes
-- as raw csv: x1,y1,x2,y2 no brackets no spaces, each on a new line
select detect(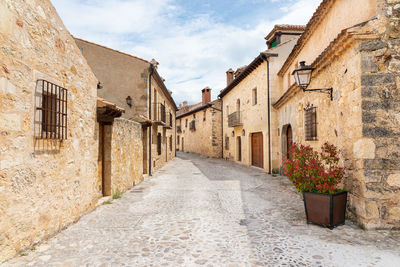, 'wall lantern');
97,82,103,89
126,96,132,107
242,129,245,136
292,61,333,100
231,131,235,137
